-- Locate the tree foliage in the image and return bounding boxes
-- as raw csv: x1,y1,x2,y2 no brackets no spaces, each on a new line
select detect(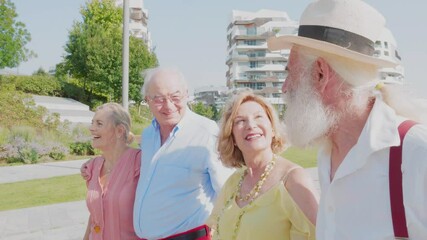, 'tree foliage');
0,0,35,69
61,0,157,105
32,67,49,76
191,102,215,120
